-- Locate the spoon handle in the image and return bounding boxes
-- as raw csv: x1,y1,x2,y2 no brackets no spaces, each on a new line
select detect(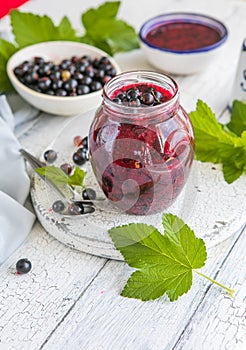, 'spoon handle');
20,148,74,203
